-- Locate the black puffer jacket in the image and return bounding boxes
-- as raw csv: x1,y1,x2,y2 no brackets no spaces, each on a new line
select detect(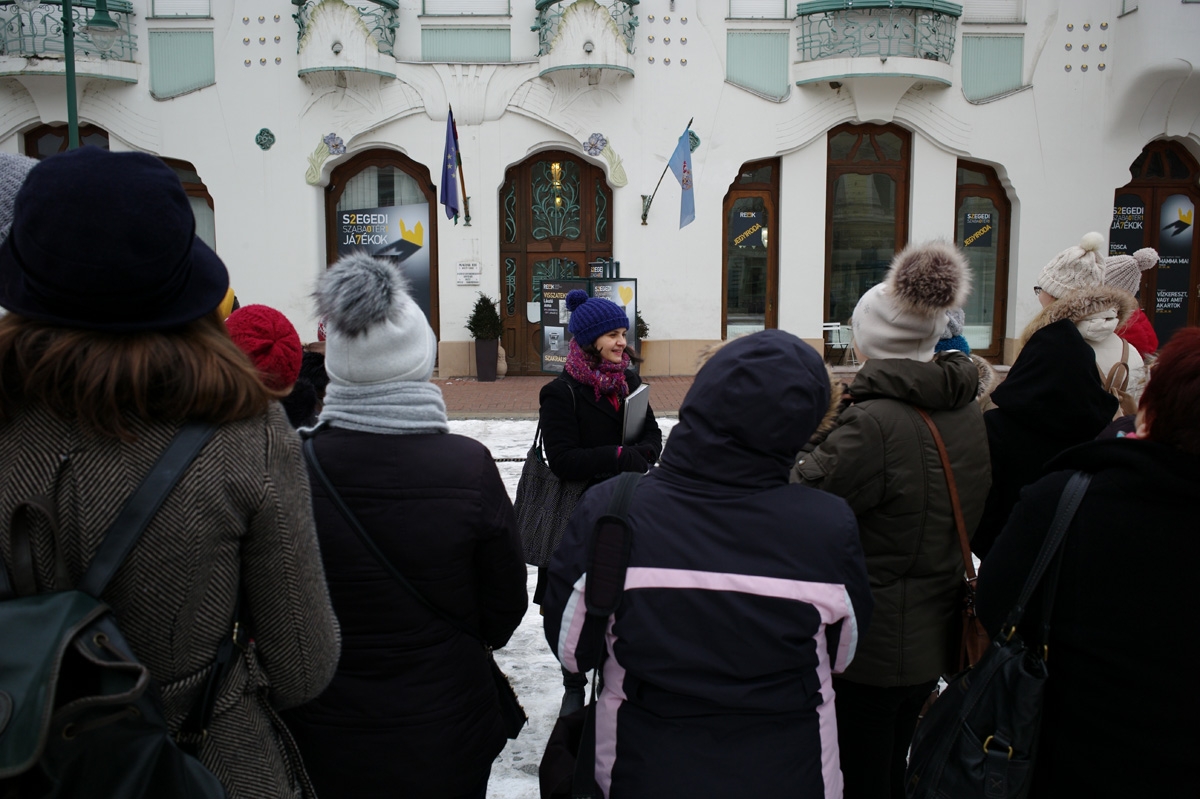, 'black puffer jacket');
973,319,1117,558
793,352,990,687
282,426,529,798
539,371,662,486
